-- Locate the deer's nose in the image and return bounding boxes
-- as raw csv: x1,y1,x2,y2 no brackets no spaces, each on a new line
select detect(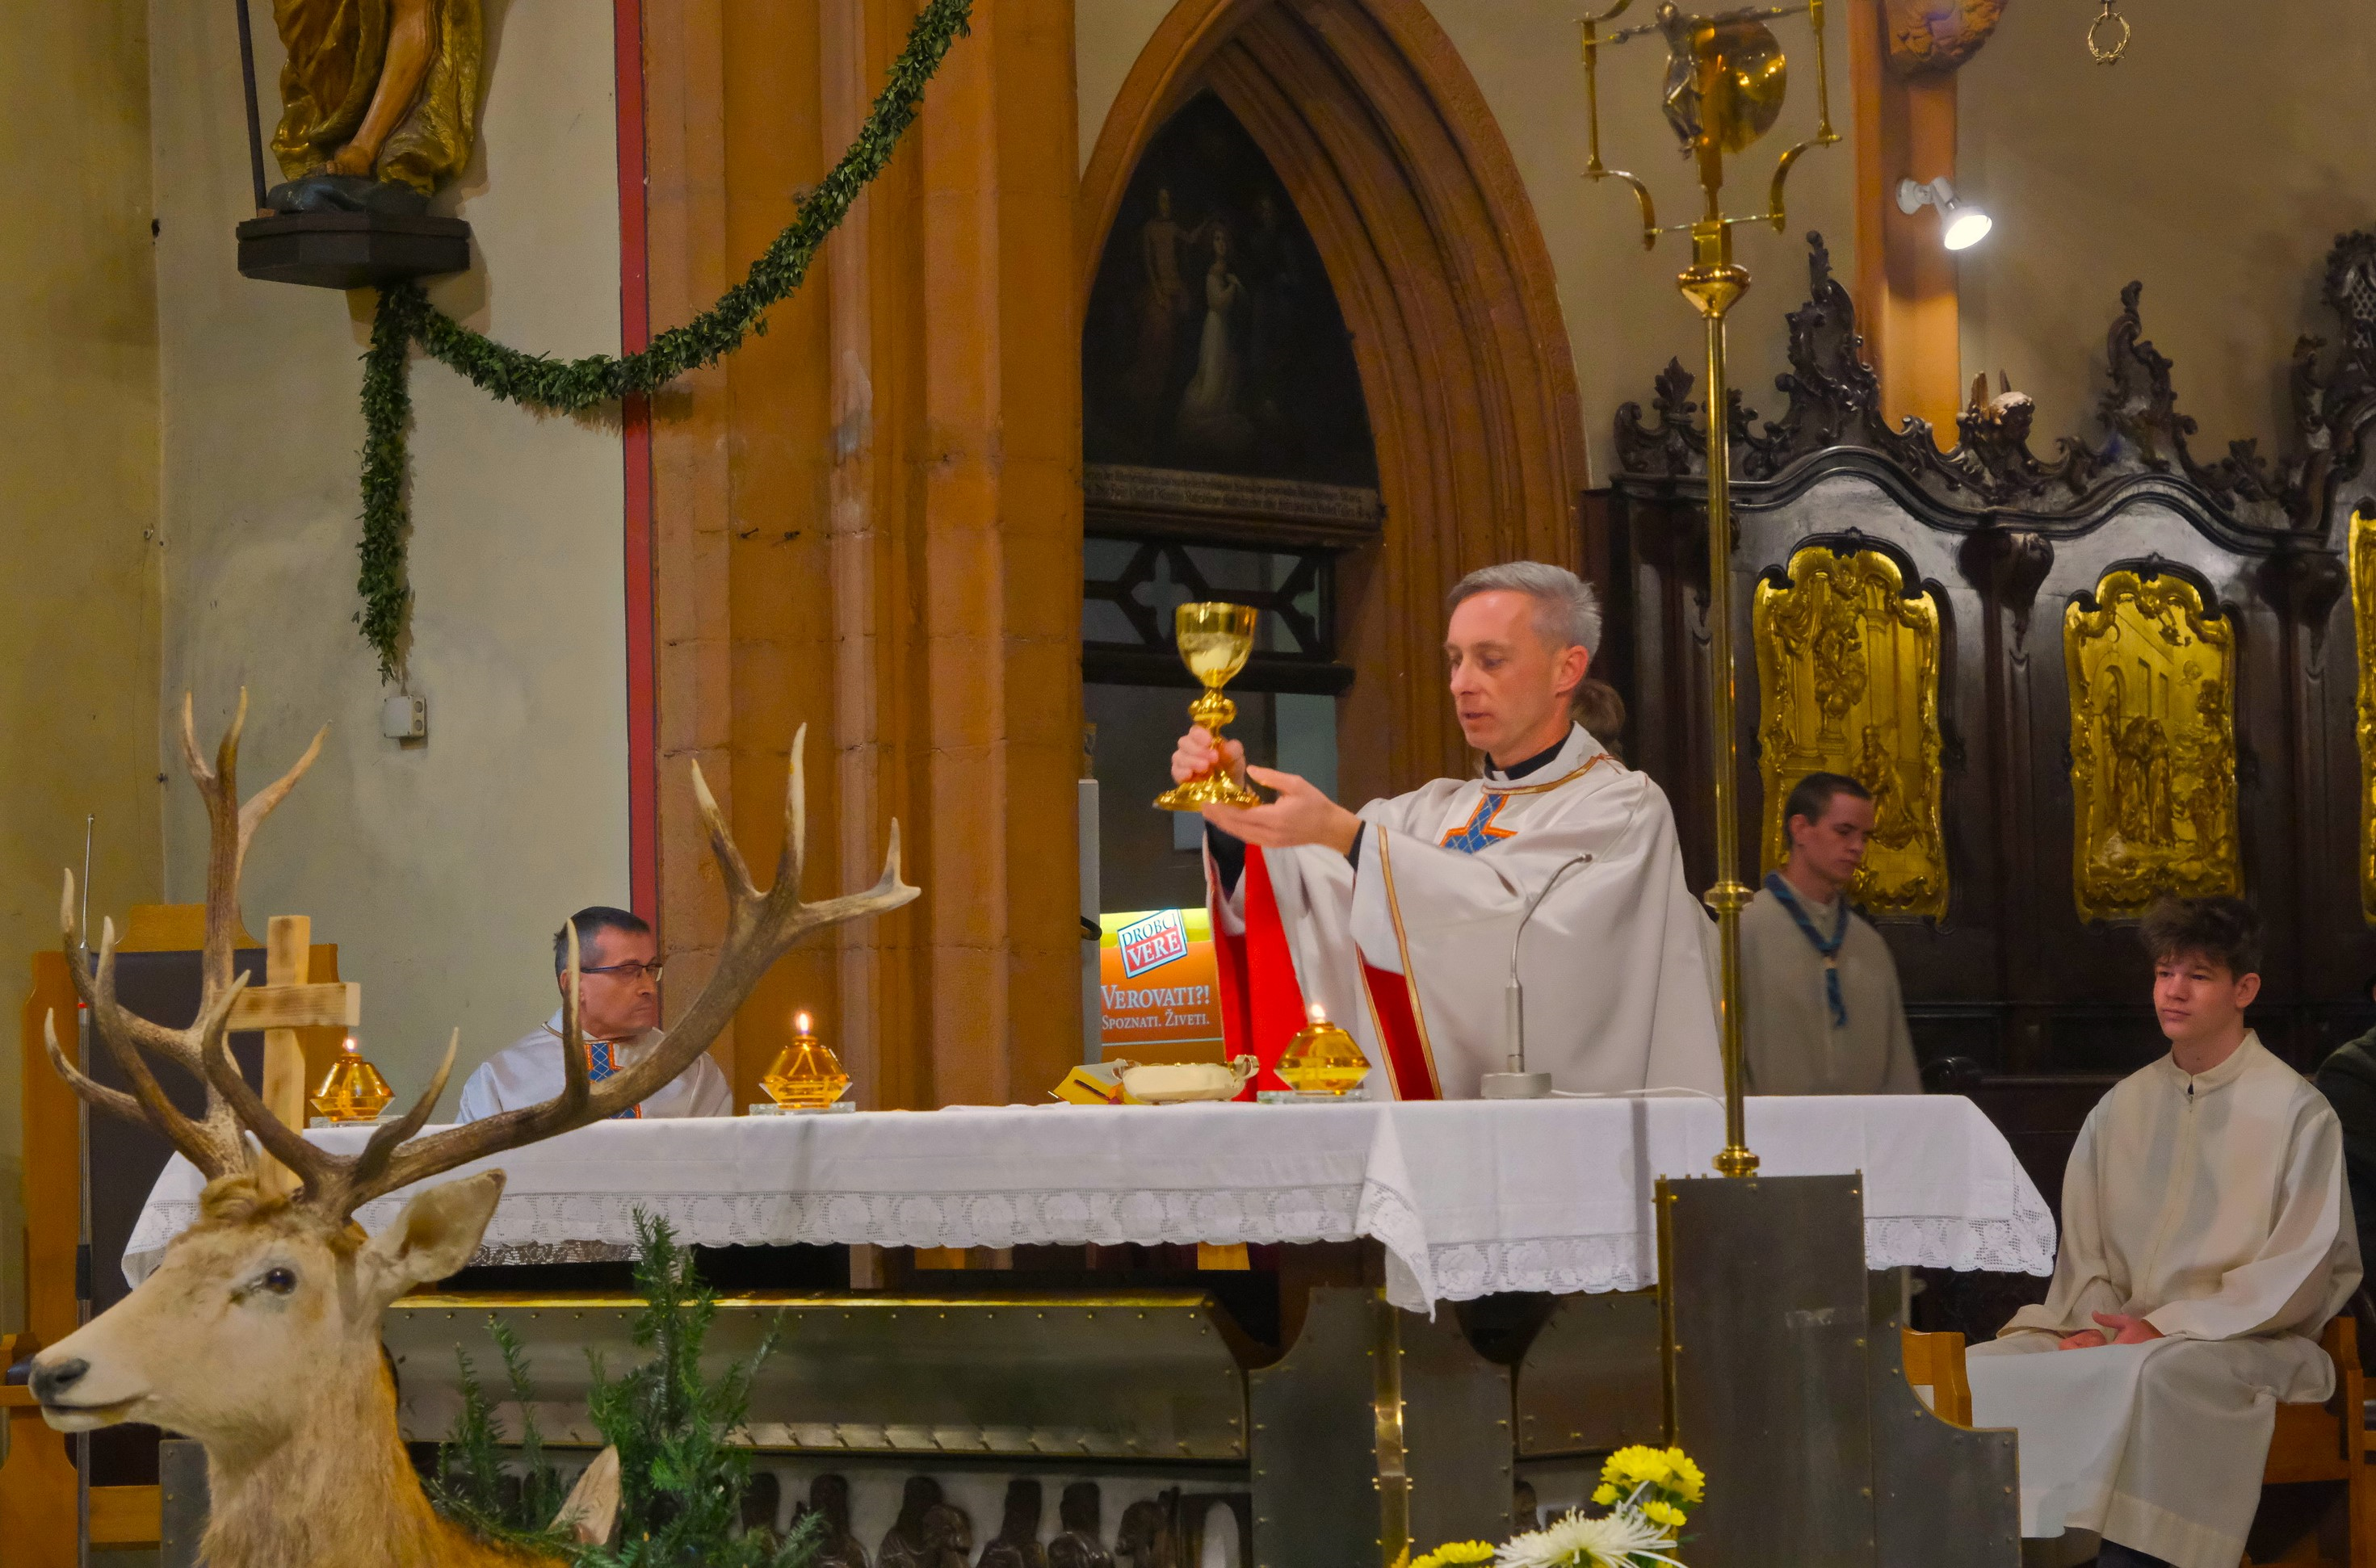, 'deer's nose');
31,1358,90,1405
